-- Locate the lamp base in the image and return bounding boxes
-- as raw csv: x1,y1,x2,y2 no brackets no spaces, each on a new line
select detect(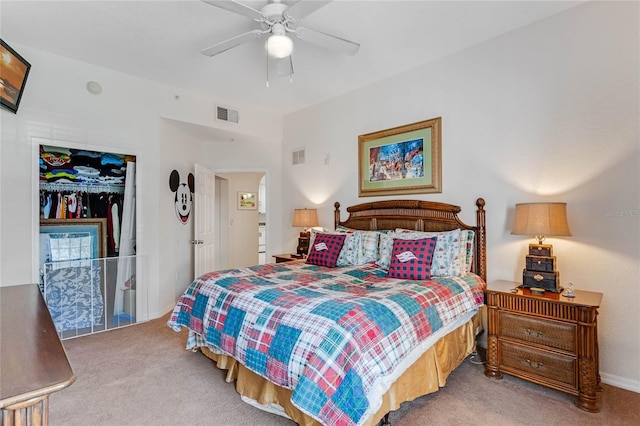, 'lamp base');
528,243,553,257
522,269,561,293
296,230,310,255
